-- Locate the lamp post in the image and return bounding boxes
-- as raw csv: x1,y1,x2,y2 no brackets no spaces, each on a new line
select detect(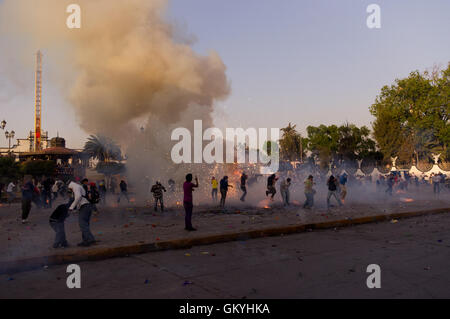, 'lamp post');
5,130,15,156
1,120,6,130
